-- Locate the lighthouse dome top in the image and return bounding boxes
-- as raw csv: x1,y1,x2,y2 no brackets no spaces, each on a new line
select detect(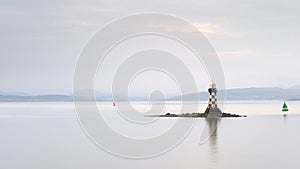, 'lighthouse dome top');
209,83,217,88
